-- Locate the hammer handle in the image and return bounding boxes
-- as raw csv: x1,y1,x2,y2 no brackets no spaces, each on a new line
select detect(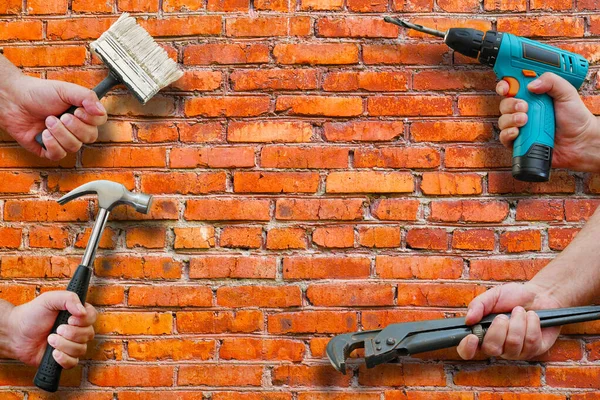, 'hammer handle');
35,74,119,150
33,265,92,393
